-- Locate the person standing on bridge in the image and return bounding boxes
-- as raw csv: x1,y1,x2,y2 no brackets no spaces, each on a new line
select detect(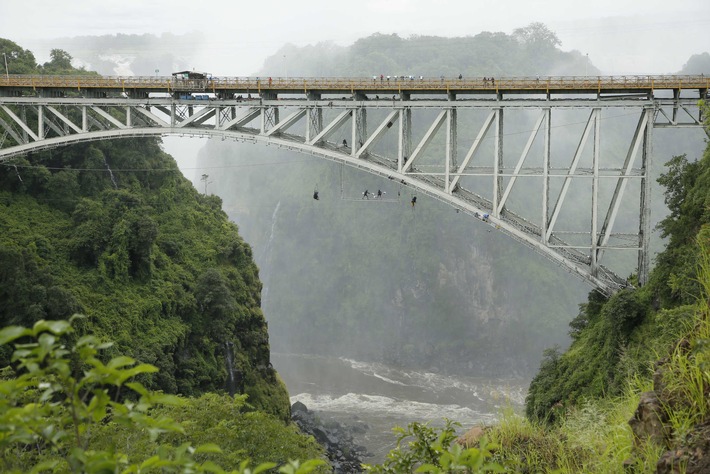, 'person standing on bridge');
268,77,272,87
411,196,417,208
